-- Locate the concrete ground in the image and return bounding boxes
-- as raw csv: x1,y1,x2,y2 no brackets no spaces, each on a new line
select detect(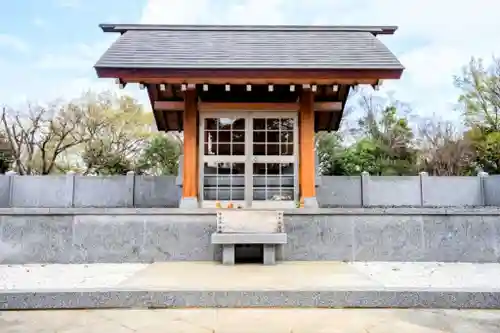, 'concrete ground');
1,308,500,332
1,261,500,291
